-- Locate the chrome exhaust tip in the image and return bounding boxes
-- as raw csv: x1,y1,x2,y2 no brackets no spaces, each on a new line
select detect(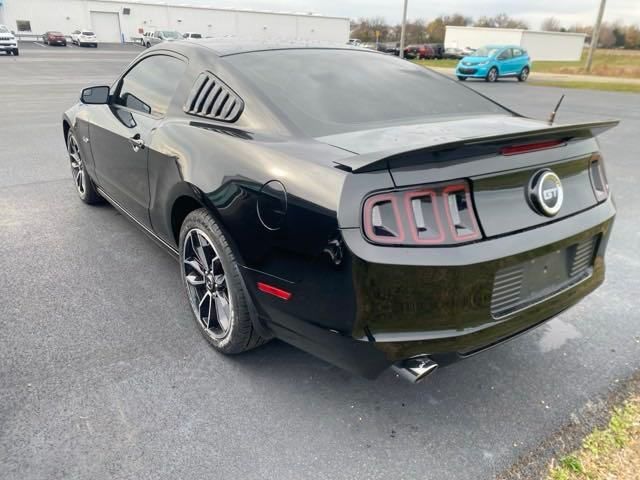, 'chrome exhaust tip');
391,356,438,384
